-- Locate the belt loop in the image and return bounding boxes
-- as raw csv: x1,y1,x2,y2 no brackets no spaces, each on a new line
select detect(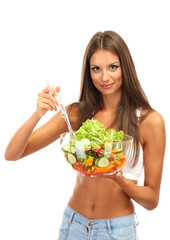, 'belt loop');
106,220,112,238
134,212,139,226
69,211,75,224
